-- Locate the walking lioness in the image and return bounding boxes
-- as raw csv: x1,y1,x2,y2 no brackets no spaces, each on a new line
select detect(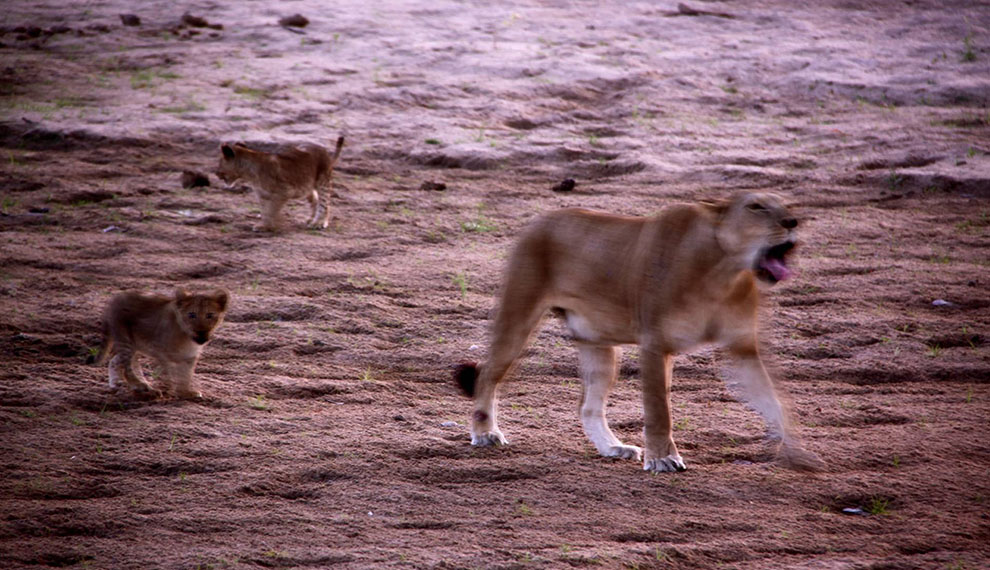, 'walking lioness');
454,192,823,473
216,136,344,232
